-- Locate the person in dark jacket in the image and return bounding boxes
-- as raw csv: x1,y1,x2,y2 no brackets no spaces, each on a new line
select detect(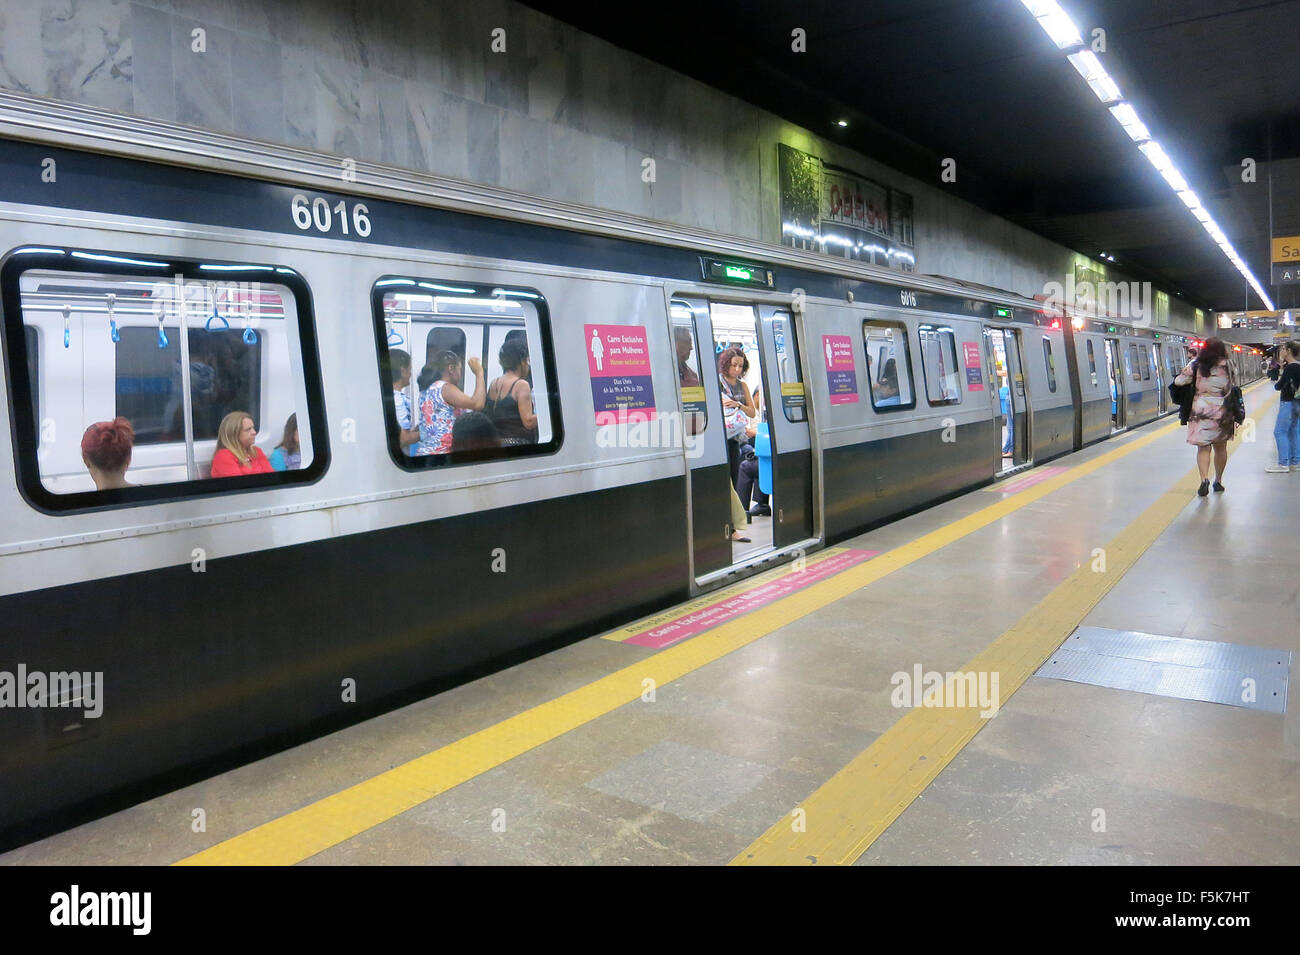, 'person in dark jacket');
1267,340,1300,473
